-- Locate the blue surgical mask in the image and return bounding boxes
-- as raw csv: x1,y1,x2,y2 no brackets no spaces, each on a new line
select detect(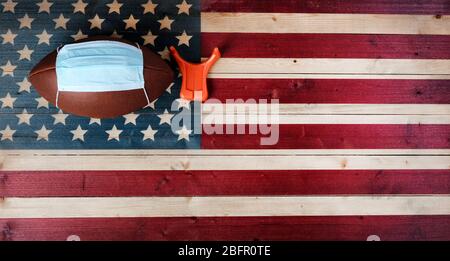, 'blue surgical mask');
56,40,145,93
